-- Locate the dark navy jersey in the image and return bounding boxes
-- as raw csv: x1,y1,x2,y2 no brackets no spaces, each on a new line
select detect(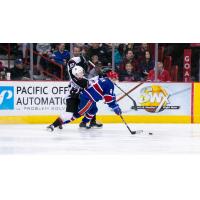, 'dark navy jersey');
82,77,117,109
